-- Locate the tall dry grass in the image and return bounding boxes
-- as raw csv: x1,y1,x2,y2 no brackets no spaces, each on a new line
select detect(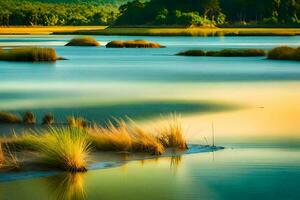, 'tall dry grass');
106,40,164,48
65,36,100,46
0,112,21,123
0,47,58,62
89,116,187,155
0,142,19,170
11,127,92,172
158,116,188,149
